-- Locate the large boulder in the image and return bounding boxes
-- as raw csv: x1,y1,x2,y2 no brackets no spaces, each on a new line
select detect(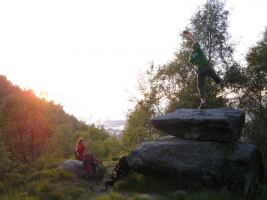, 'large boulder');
58,160,84,177
125,136,264,194
151,108,245,142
